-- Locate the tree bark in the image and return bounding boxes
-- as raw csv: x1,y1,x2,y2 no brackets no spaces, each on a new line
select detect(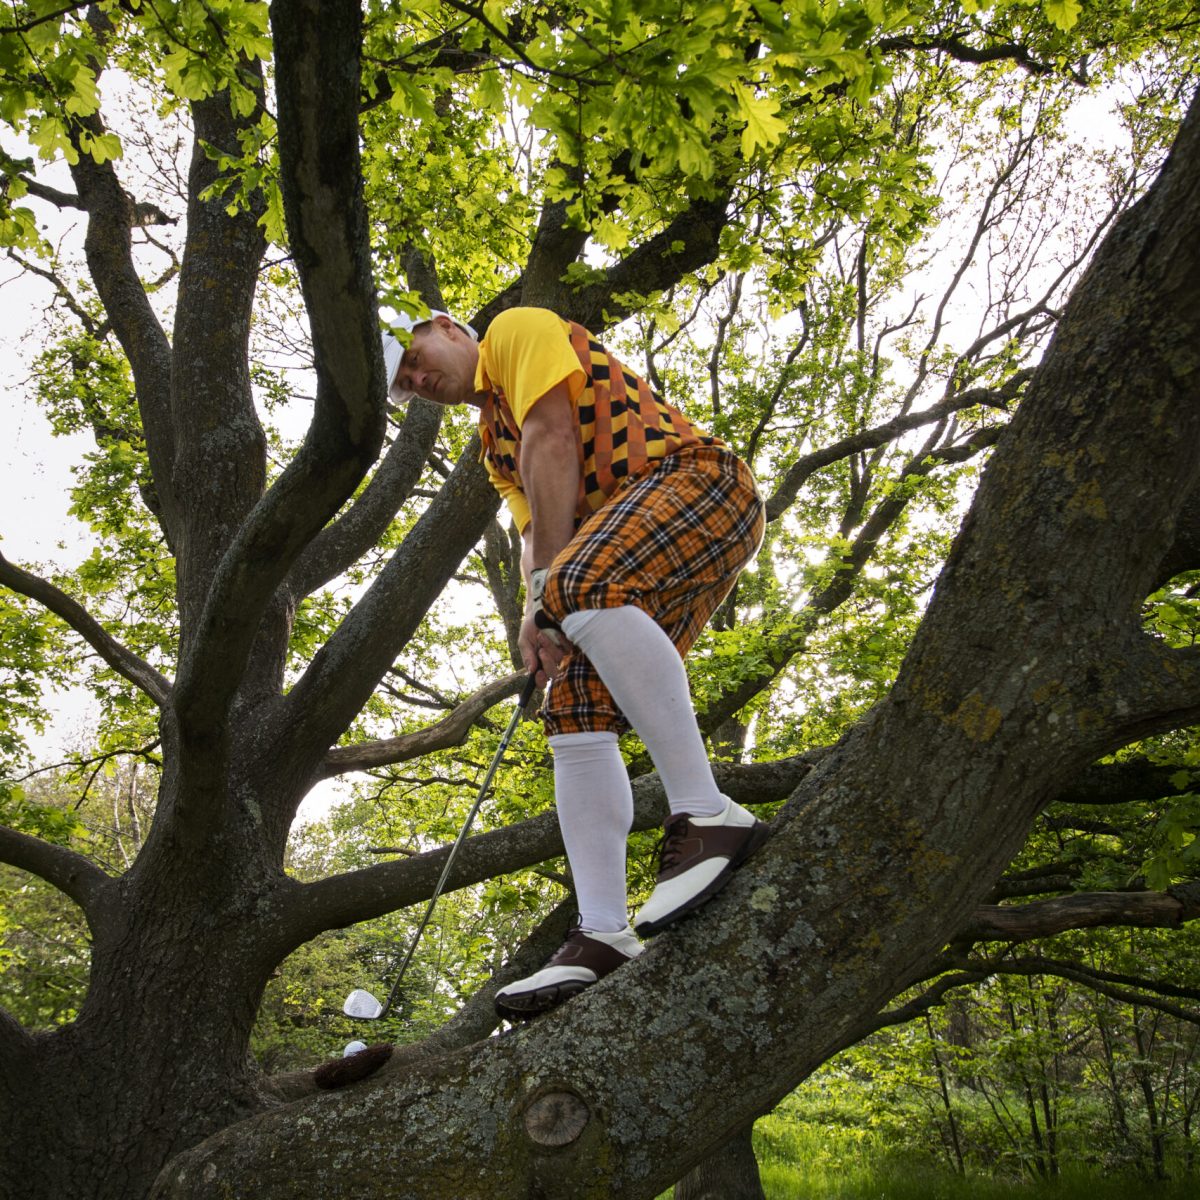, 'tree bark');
673,1123,766,1200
